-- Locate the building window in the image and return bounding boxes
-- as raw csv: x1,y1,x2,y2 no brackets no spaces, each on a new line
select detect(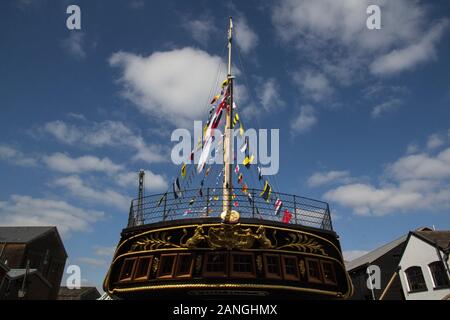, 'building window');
157,254,177,278
405,266,427,292
263,254,281,279
230,253,255,278
134,256,153,280
175,253,194,278
281,255,299,281
305,258,323,283
321,261,337,285
429,261,449,289
119,257,137,282
203,252,228,277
